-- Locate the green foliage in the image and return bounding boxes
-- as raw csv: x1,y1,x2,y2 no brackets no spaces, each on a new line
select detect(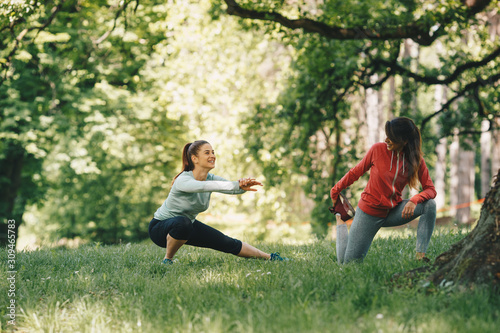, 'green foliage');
0,0,40,27
245,34,374,234
237,0,499,235
1,0,498,244
1,229,499,332
2,0,300,243
1,1,187,243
